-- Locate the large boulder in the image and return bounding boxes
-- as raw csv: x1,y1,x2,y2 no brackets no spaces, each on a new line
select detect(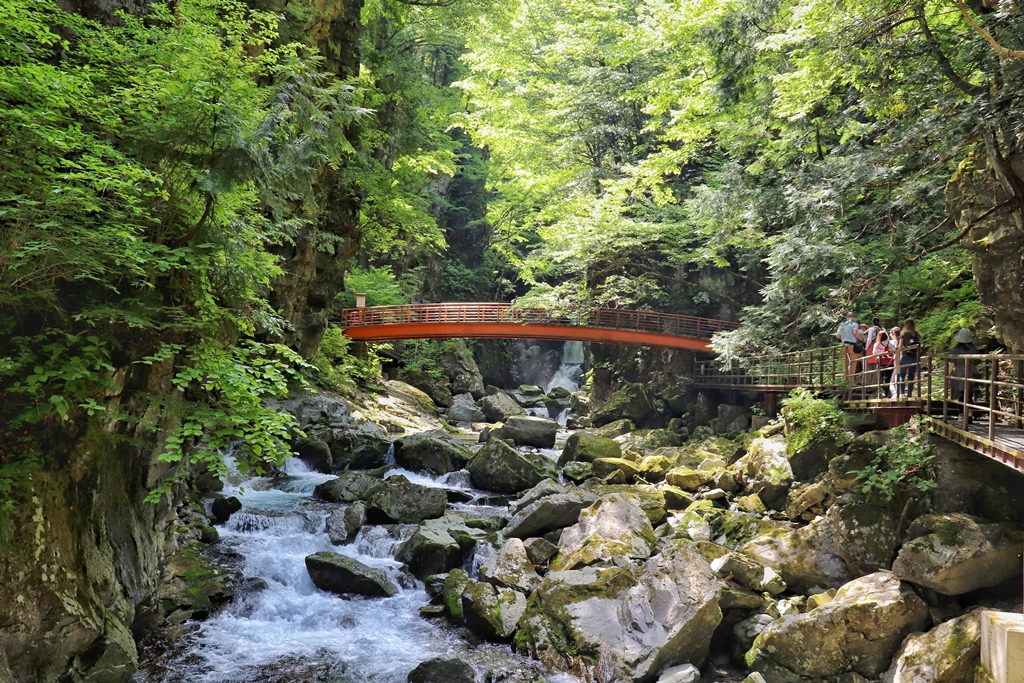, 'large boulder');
293,438,333,473
515,540,722,681
883,610,981,683
305,551,399,597
550,494,656,571
829,500,899,575
461,580,527,641
325,503,365,544
591,382,658,427
479,392,527,422
584,484,668,527
467,439,556,494
746,572,930,682
742,435,794,510
615,429,683,455
365,475,448,523
446,393,486,423
396,516,481,579
393,430,473,475
503,490,600,539
742,515,855,593
709,552,786,596
268,392,391,469
891,514,1024,595
490,415,559,449
396,368,453,408
558,431,622,466
407,657,477,683
593,418,635,438
479,538,542,594
440,340,486,398
591,457,639,482
313,471,385,504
